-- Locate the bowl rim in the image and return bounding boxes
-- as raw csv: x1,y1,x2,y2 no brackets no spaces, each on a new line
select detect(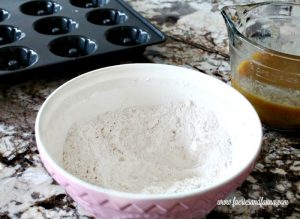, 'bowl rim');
35,63,262,200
